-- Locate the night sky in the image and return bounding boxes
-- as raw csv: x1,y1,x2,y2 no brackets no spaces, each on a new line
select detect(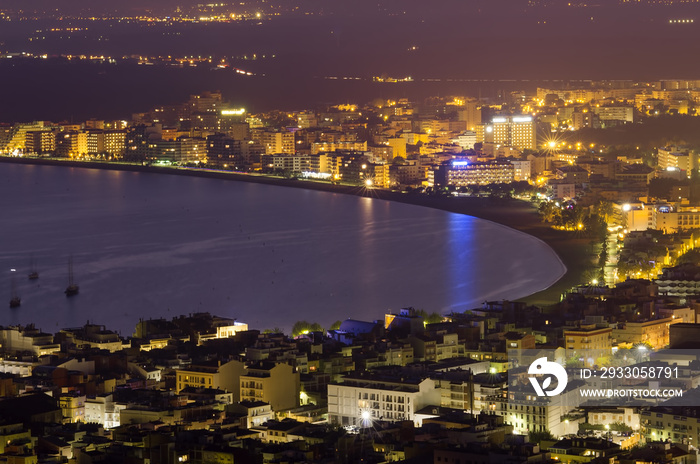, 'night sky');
1,0,699,120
